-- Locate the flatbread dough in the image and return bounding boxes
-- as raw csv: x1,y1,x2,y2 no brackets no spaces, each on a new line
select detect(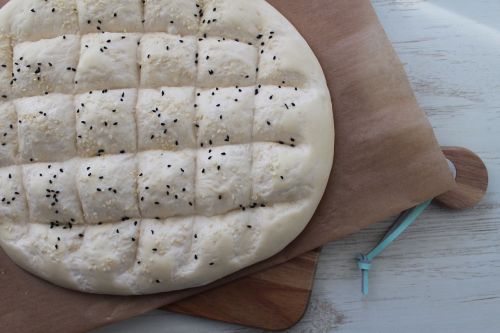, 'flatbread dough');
0,0,334,295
